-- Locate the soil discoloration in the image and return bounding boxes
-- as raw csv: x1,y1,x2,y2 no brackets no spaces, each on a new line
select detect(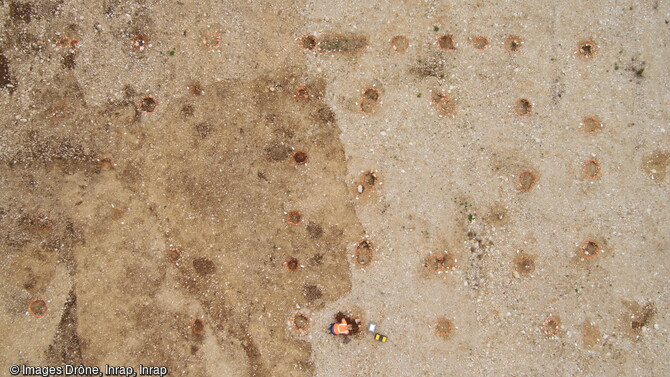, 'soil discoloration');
0,51,17,93
623,301,656,341
317,35,368,54
47,290,82,365
642,151,669,182
513,254,536,276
